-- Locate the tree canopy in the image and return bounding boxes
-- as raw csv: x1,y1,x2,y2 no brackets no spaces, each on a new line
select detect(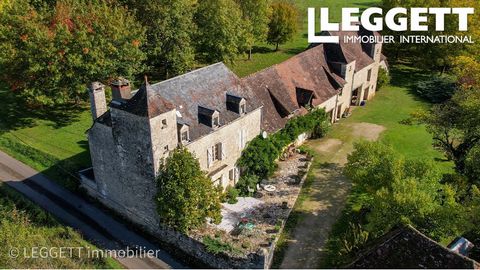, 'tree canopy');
156,147,222,233
0,0,146,106
194,0,249,63
267,2,298,51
